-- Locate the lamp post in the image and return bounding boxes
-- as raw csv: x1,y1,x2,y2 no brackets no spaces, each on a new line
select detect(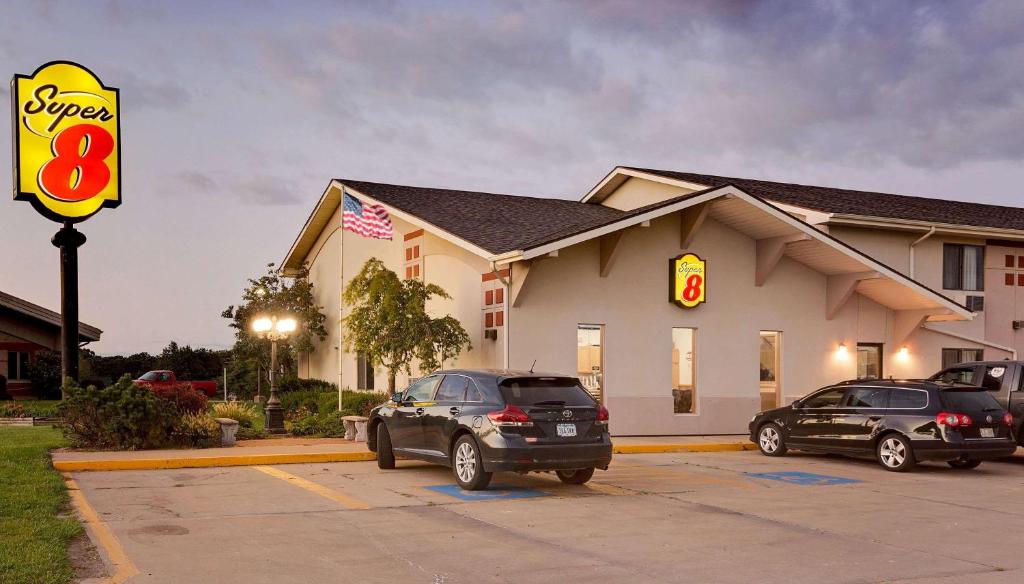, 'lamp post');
251,314,297,433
